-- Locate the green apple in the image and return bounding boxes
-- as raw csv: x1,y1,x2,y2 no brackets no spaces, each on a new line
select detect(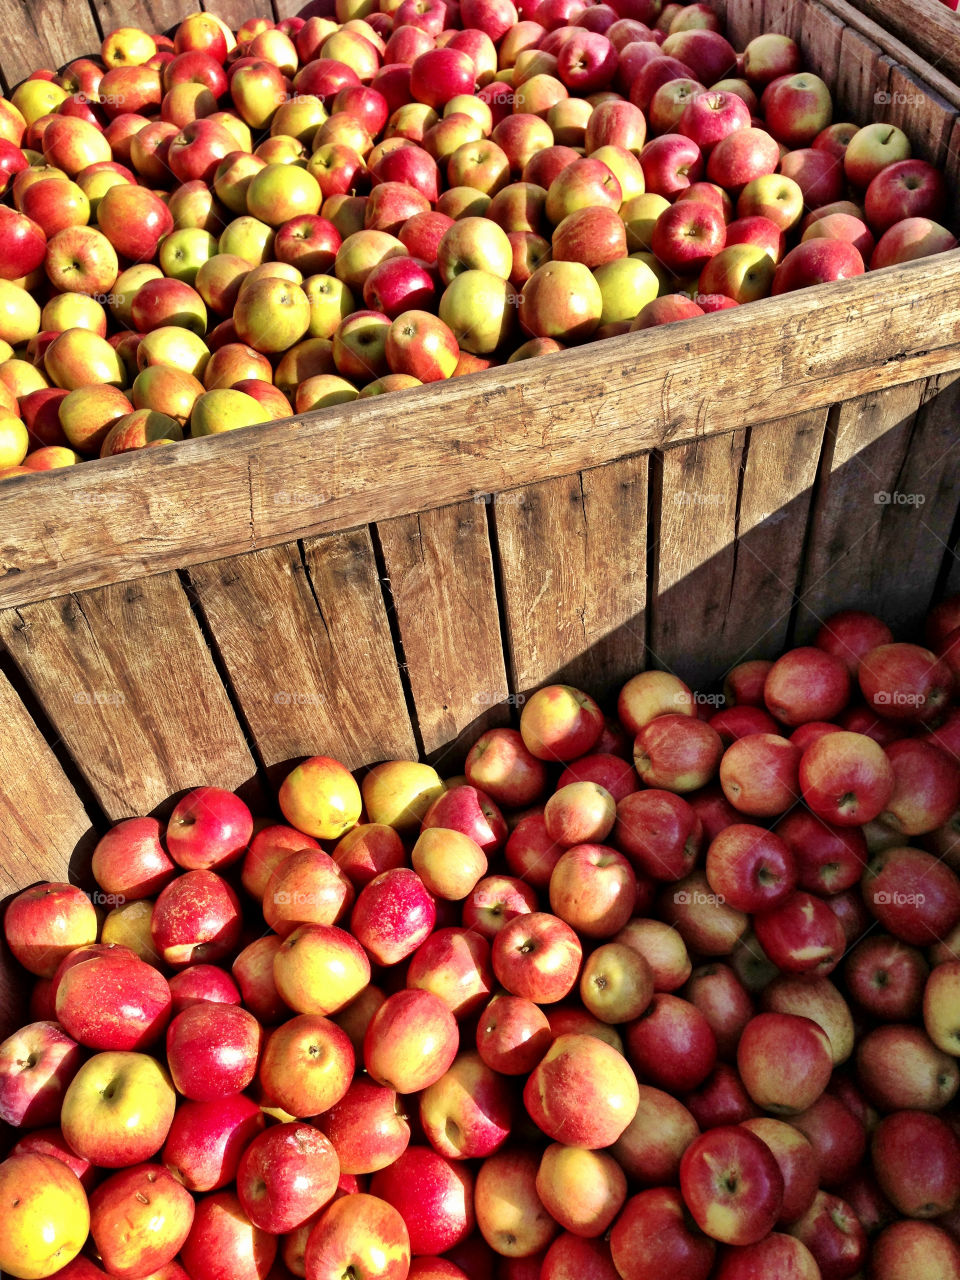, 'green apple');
620,193,669,251
295,373,361,413
699,242,776,303
213,152,268,216
737,174,804,231
218,215,276,265
234,277,311,353
593,257,660,325
159,228,219,285
591,145,646,202
304,274,355,339
438,216,513,284
137,326,211,380
190,388,272,435
271,95,329,146
0,279,41,345
41,292,107,336
45,331,125,391
438,269,515,354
